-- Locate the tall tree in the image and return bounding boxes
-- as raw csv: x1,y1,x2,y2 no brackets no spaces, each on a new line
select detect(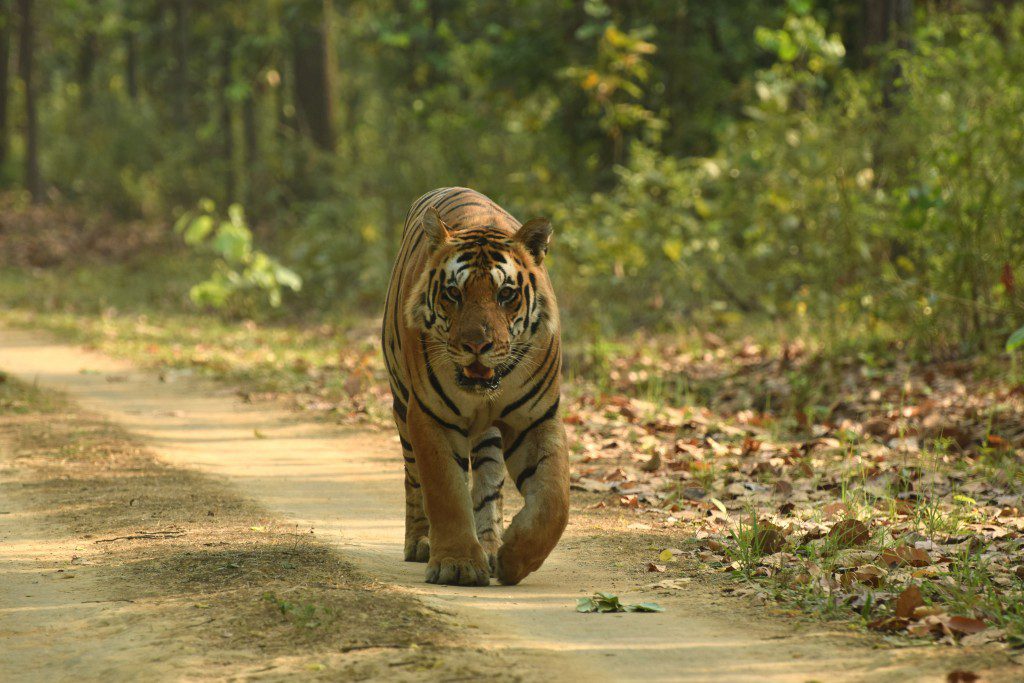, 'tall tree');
76,13,98,105
120,0,138,100
863,0,913,108
221,28,236,203
243,90,258,200
124,30,138,99
173,0,188,127
290,0,334,151
0,0,10,173
17,0,41,202
865,0,914,51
